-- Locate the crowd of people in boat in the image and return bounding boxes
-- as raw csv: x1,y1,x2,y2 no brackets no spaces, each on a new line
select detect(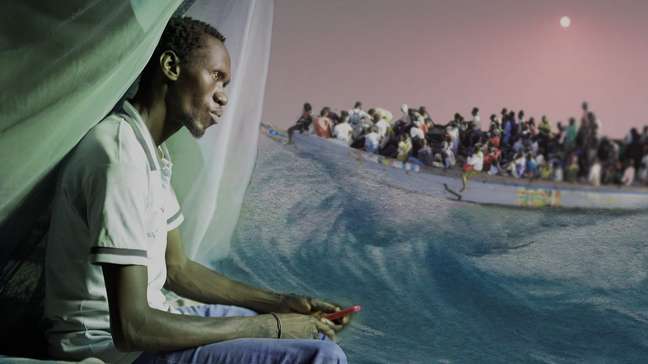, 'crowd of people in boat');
287,101,648,187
